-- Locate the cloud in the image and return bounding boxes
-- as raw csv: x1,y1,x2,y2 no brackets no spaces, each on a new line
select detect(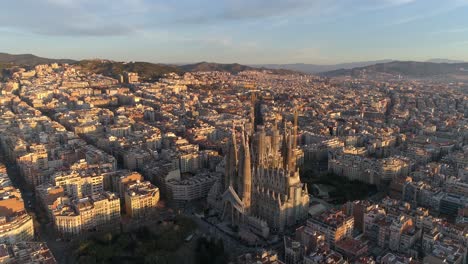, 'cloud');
174,0,421,25
0,0,433,37
386,0,468,26
288,47,324,61
383,0,416,5
221,0,320,20
34,24,138,37
179,35,259,50
0,0,161,36
176,0,331,24
430,27,468,35
449,40,468,46
0,0,465,38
